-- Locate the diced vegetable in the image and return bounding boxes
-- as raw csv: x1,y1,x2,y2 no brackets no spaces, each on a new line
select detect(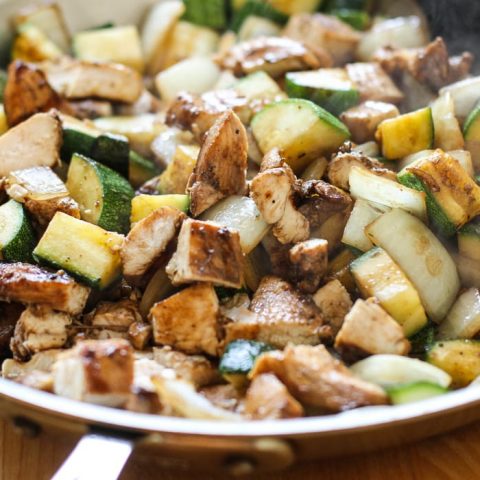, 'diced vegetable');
330,9,370,30
427,340,480,387
449,150,474,177
463,101,480,172
12,23,63,62
456,254,480,288
66,154,134,234
351,354,452,388
300,157,328,181
349,166,426,220
234,70,286,103
182,0,228,29
251,99,350,172
201,195,270,254
285,69,360,116
73,25,144,72
351,247,427,336
439,76,480,122
128,151,158,189
131,194,190,224
237,15,282,41
386,381,448,405
375,107,434,160
0,200,36,263
431,93,464,151
268,0,323,14
33,212,124,289
0,71,6,103
438,289,480,340
409,324,435,356
326,248,357,293
158,145,199,195
231,0,288,32
365,209,460,323
458,220,480,261
398,150,480,237
139,267,175,318
0,105,7,135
